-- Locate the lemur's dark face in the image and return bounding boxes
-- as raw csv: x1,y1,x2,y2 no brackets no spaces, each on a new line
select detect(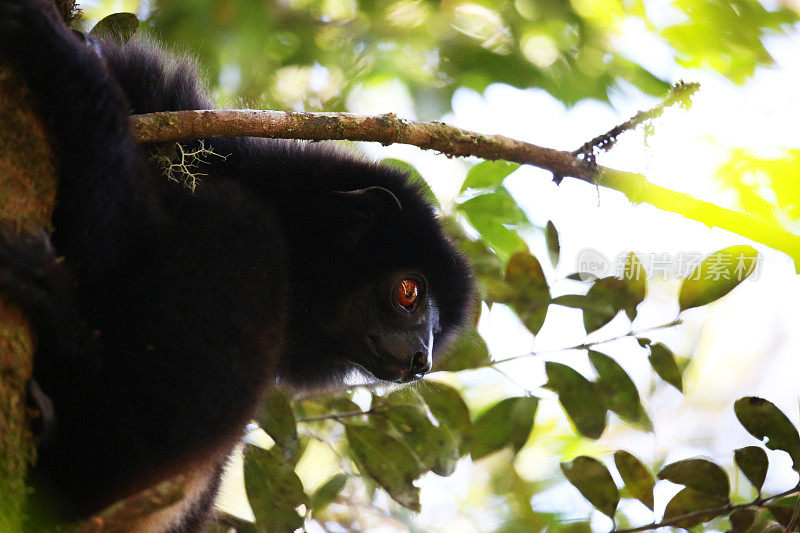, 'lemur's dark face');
278,183,470,390
332,271,441,384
